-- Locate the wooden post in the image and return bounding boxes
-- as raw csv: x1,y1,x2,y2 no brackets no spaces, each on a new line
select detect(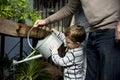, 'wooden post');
20,37,23,60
